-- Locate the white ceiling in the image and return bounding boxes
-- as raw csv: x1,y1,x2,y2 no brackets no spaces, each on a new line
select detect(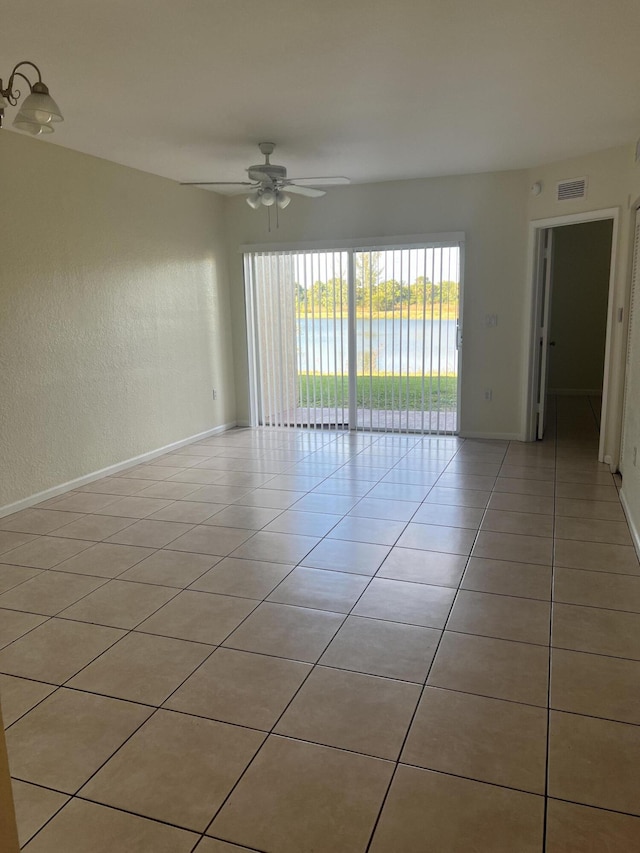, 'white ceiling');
3,0,640,191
